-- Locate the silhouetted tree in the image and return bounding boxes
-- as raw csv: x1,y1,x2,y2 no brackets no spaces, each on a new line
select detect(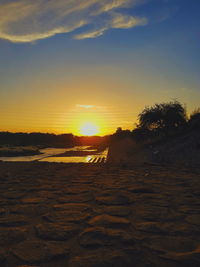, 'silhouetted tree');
116,127,123,134
137,100,187,135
